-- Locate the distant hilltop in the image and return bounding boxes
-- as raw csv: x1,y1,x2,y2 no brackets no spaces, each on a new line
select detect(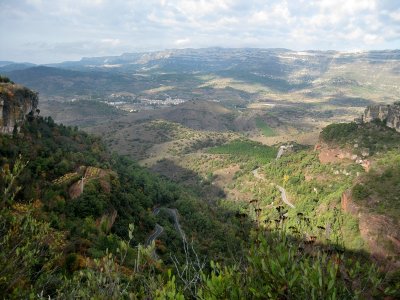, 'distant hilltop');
0,76,38,133
362,103,400,132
